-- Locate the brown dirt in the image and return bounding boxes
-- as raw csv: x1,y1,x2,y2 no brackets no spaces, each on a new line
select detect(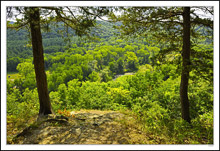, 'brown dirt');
12,110,153,144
